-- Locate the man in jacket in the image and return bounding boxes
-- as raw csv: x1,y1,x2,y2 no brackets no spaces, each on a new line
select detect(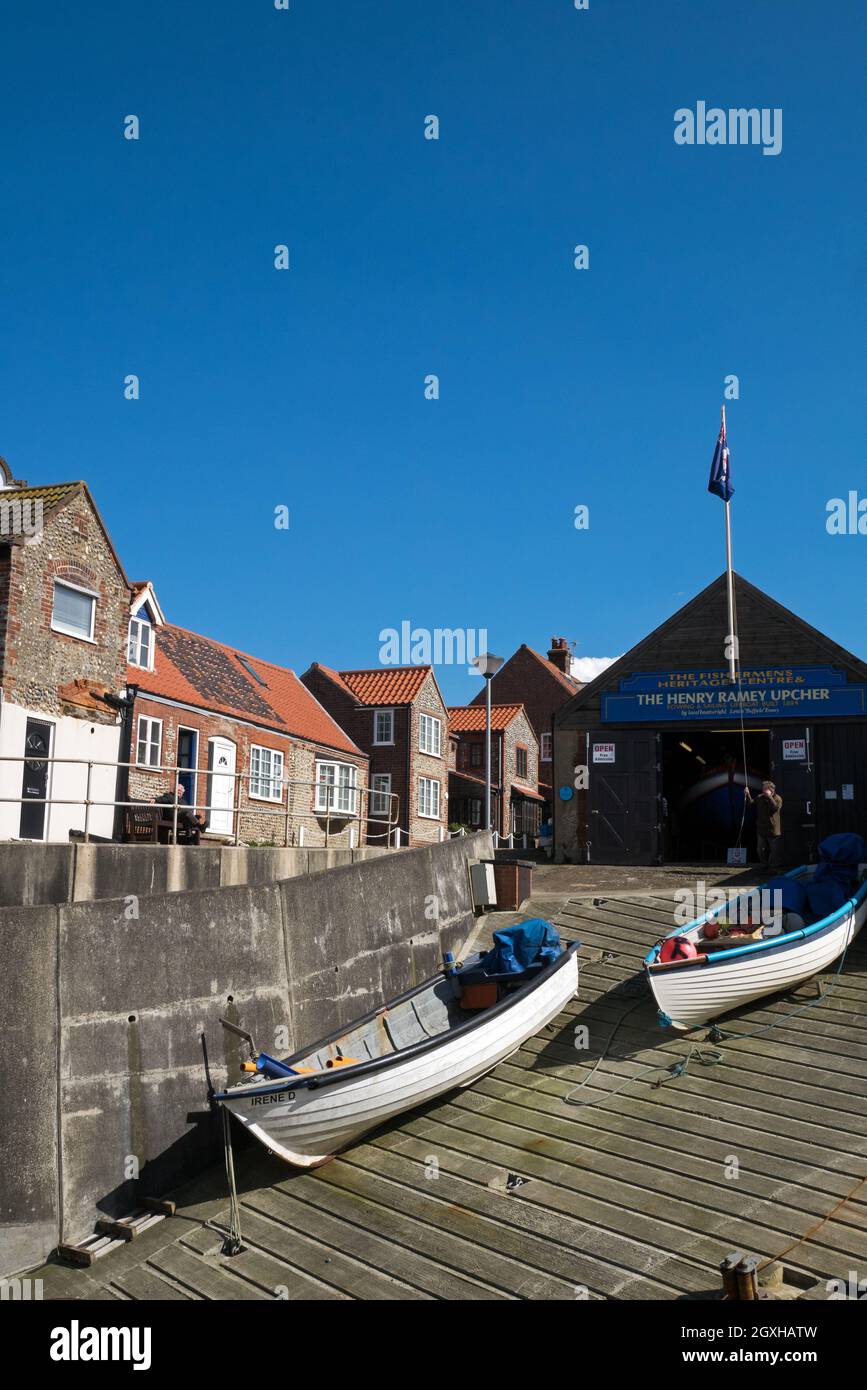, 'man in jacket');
745,781,783,868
